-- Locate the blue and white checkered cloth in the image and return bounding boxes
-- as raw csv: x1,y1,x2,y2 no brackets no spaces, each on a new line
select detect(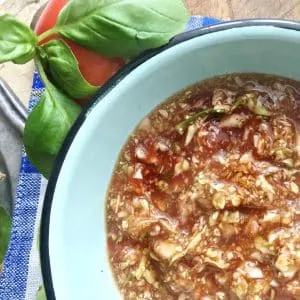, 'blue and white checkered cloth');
0,16,221,299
